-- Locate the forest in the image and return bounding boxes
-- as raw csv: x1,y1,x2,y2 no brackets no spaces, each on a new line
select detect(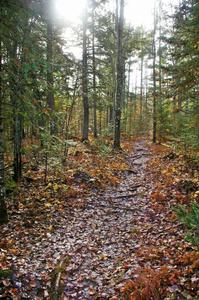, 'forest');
0,0,199,299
